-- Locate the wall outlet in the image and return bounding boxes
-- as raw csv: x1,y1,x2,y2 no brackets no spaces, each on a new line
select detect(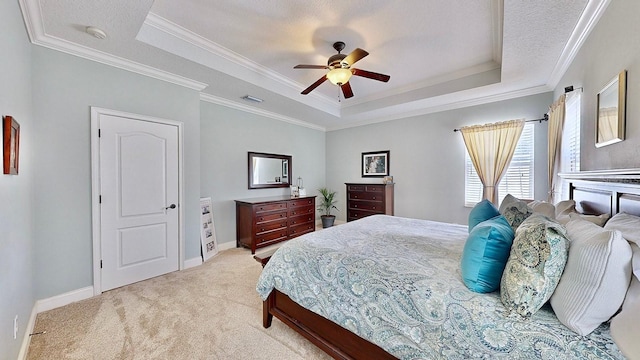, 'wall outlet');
13,315,18,339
